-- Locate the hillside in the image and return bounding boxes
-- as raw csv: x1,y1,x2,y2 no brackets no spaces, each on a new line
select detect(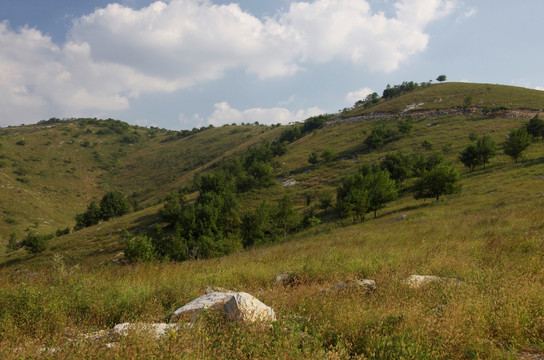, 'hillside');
1,82,544,359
